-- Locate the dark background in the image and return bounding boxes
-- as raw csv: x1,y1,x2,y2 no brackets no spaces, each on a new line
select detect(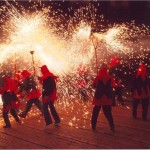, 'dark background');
0,1,150,40
0,1,150,24
66,1,150,25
